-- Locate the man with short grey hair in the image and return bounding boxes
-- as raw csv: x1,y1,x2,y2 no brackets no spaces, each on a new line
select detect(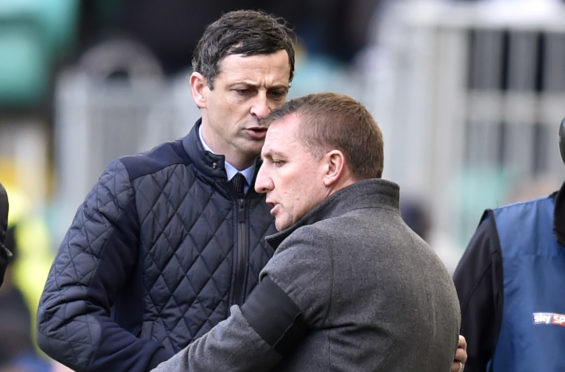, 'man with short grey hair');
153,92,462,371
